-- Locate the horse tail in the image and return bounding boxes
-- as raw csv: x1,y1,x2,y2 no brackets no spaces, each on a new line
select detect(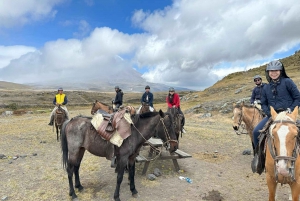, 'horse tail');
61,119,70,170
